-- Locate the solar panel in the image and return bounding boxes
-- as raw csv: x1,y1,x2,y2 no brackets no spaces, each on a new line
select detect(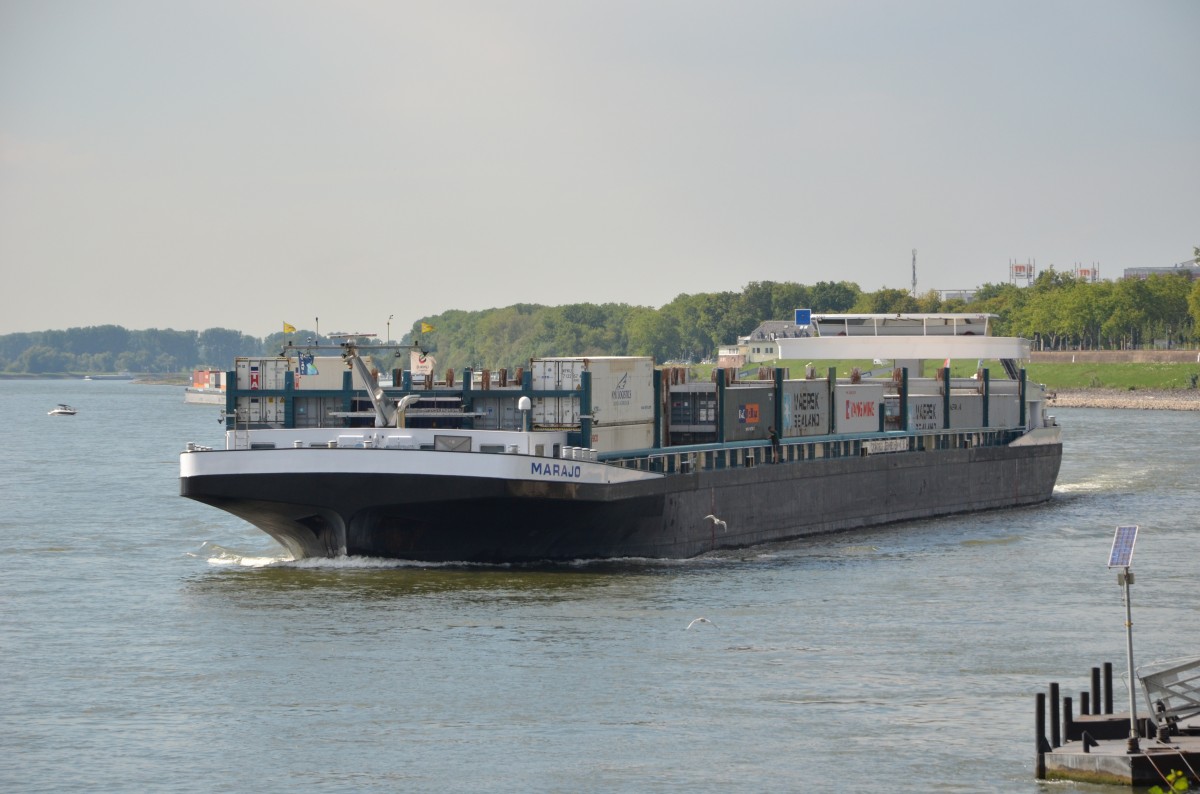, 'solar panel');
1107,525,1138,568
